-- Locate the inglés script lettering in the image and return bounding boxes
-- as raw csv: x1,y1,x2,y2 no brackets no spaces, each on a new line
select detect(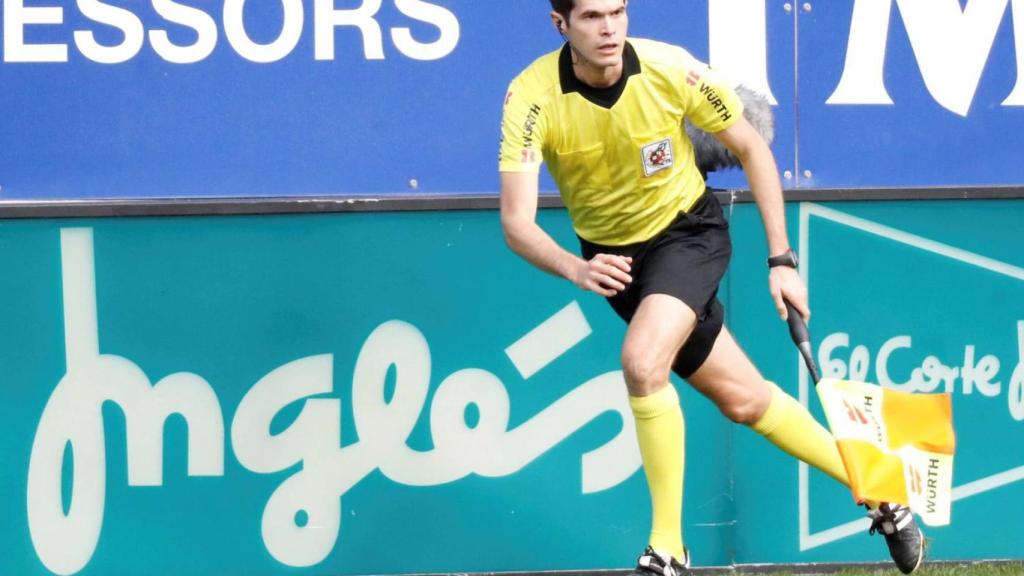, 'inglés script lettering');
27,228,640,575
